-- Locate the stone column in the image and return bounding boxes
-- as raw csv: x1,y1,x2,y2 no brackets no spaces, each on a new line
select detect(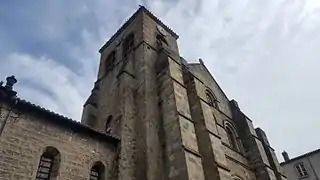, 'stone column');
183,67,232,180
156,49,205,180
256,128,287,180
118,53,137,180
230,100,279,180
